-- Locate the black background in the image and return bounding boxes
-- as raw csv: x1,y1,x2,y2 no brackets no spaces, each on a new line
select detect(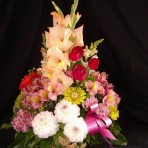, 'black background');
0,0,148,147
